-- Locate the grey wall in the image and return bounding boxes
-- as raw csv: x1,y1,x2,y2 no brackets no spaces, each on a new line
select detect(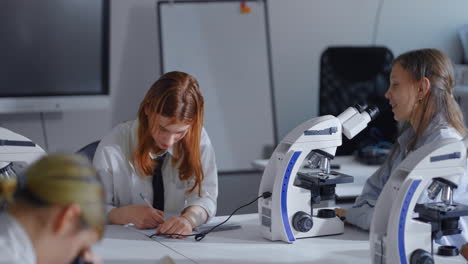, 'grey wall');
2,0,468,214
110,0,161,127
159,2,275,172
268,0,380,138
376,0,468,63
